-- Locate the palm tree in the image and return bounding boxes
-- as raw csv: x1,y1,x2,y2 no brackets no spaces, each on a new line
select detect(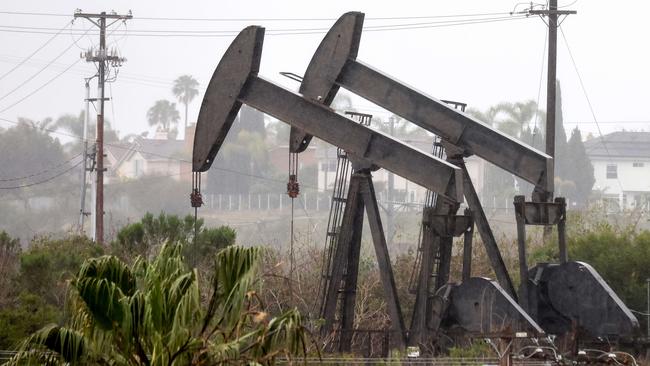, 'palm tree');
55,111,120,151
172,75,200,132
147,100,180,133
494,100,543,138
9,244,310,365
